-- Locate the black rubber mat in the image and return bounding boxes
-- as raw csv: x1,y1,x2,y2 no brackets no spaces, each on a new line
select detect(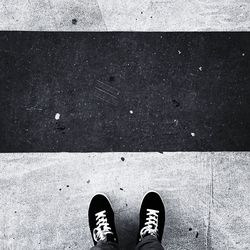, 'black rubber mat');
0,32,249,151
